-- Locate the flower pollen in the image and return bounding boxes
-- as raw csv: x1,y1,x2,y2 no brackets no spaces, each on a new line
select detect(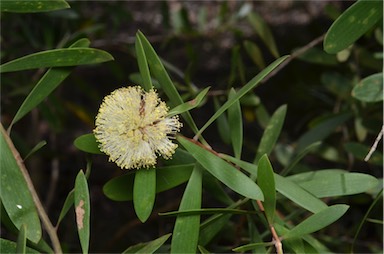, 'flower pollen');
94,86,182,170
